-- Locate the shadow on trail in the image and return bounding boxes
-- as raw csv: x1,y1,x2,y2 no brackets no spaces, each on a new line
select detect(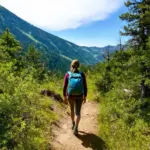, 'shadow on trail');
76,131,107,150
